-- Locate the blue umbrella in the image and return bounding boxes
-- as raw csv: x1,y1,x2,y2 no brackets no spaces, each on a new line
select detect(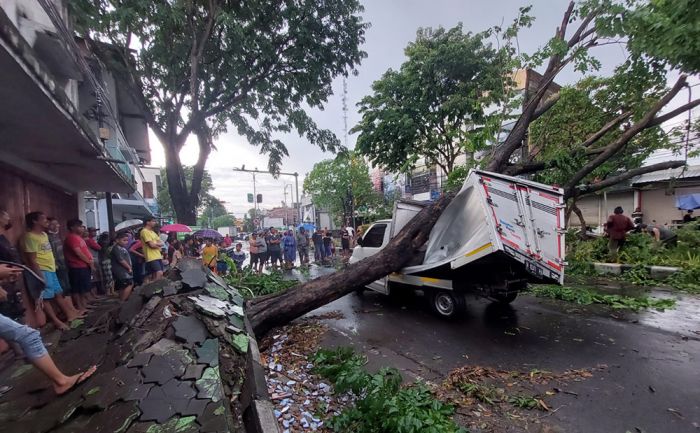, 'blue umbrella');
298,223,316,233
193,229,223,240
676,193,700,210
